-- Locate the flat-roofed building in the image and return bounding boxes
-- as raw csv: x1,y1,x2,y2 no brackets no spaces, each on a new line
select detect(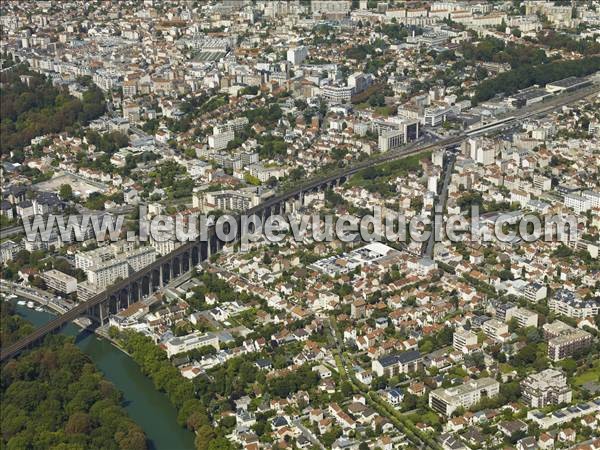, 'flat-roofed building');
453,330,478,354
548,329,593,361
546,76,592,93
482,318,509,342
163,331,220,358
507,307,539,328
87,259,129,289
42,269,77,294
521,369,572,408
429,378,500,416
